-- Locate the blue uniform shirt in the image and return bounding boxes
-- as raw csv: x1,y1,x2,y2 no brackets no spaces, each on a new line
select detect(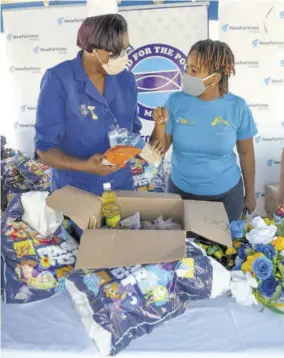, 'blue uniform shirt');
35,52,142,195
165,92,257,196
